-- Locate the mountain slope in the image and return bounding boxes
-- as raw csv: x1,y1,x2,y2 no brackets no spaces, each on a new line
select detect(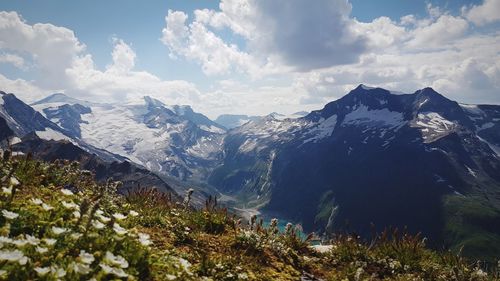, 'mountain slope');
209,85,500,259
32,94,226,181
11,133,179,198
0,91,179,198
